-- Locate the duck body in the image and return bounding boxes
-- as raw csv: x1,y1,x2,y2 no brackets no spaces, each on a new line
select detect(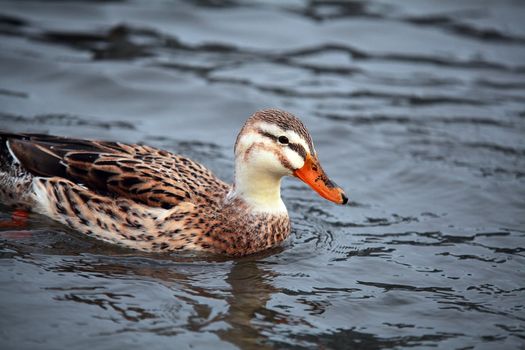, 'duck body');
0,110,346,256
